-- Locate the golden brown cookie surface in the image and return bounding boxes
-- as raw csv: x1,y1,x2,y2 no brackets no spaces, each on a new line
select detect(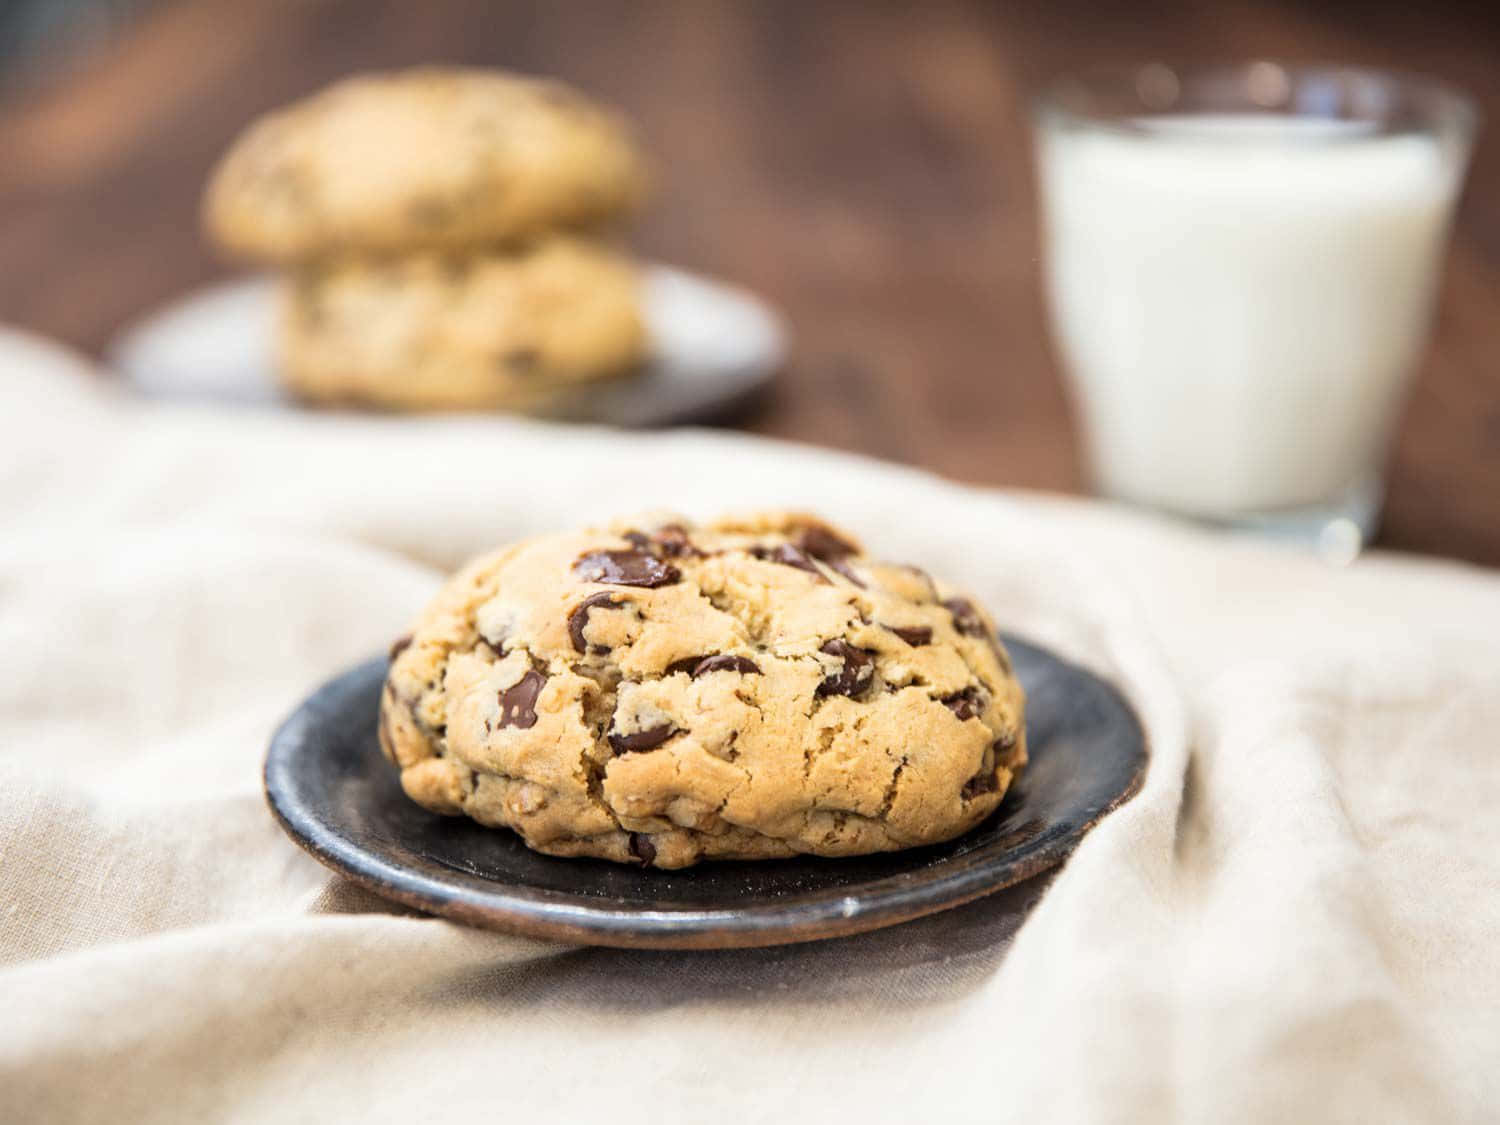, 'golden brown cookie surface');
380,513,1026,868
204,68,646,262
278,237,645,410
